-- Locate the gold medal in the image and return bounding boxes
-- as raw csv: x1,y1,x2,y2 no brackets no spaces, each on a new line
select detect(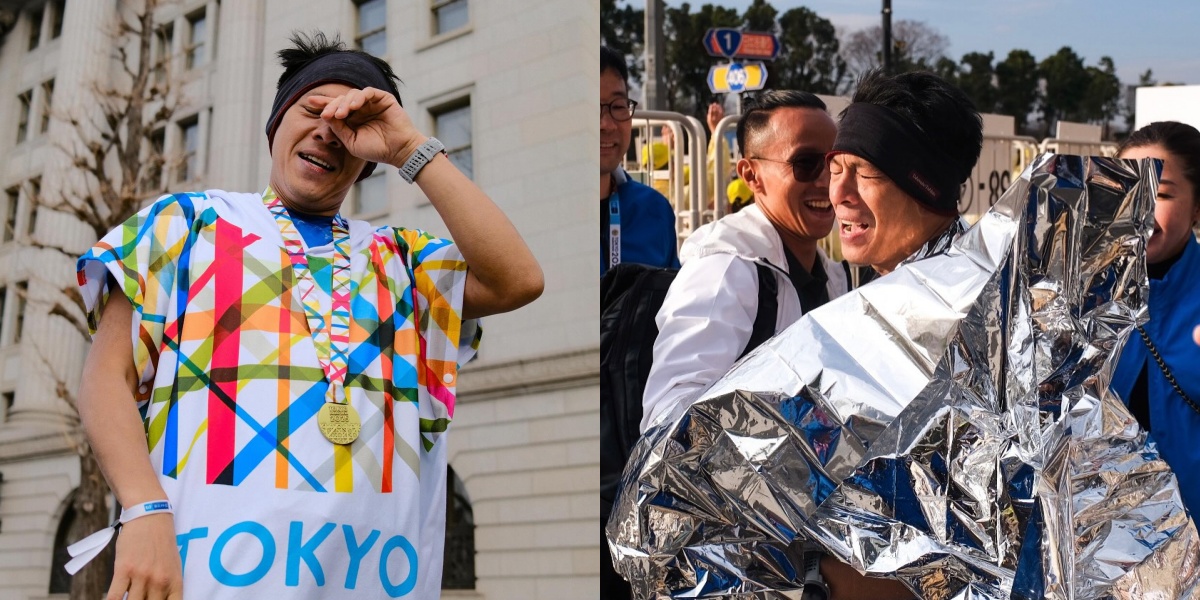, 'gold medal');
318,403,361,445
